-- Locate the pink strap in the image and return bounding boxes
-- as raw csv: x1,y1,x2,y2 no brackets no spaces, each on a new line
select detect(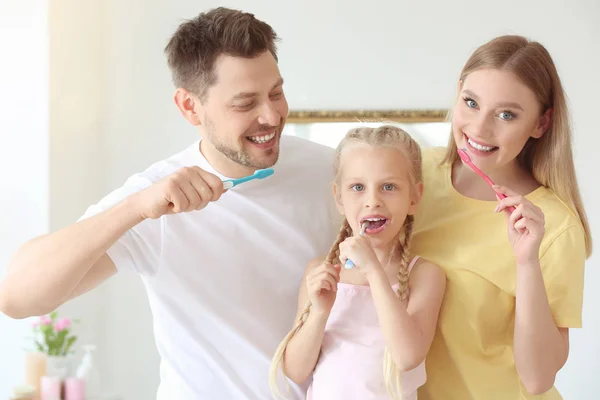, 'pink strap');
408,256,420,274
